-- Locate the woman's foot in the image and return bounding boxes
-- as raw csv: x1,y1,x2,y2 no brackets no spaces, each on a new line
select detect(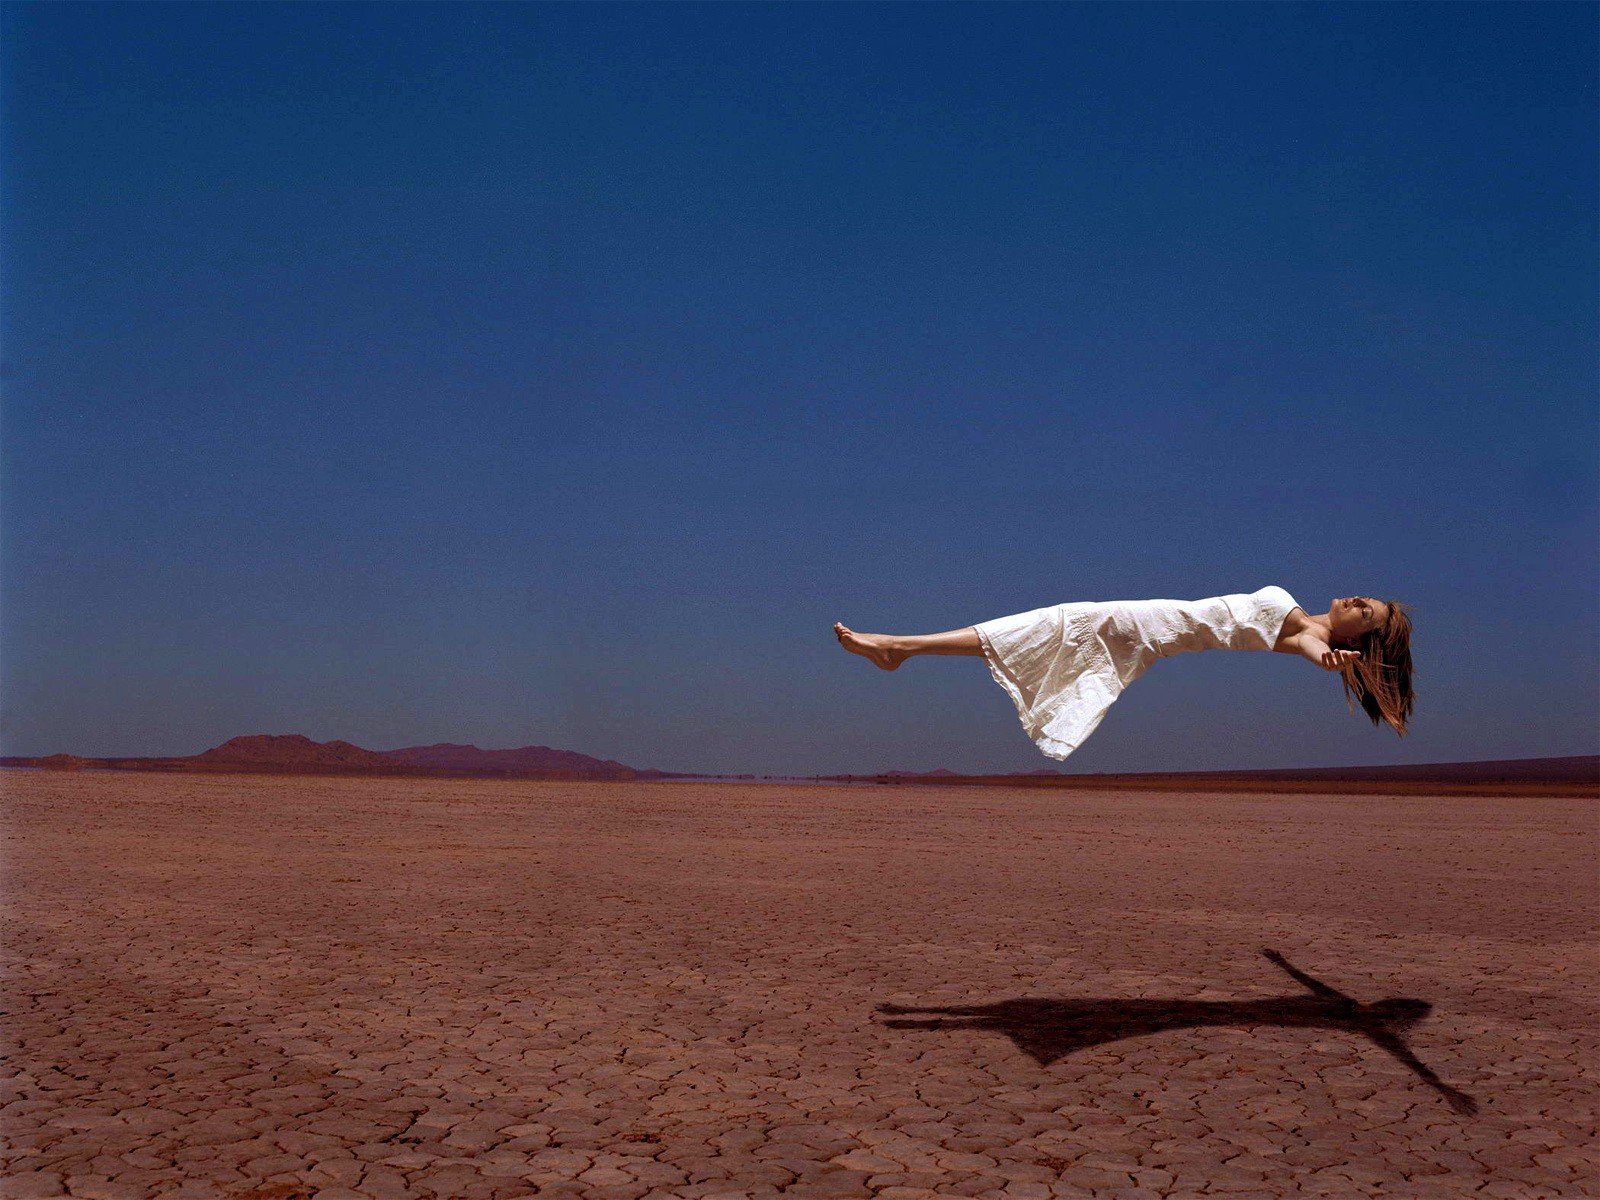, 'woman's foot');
833,622,909,670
